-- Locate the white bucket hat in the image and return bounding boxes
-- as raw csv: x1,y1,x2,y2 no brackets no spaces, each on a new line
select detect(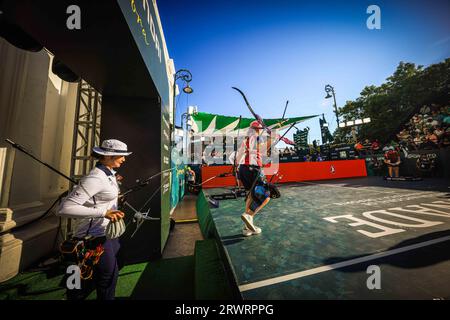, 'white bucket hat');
93,139,132,156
